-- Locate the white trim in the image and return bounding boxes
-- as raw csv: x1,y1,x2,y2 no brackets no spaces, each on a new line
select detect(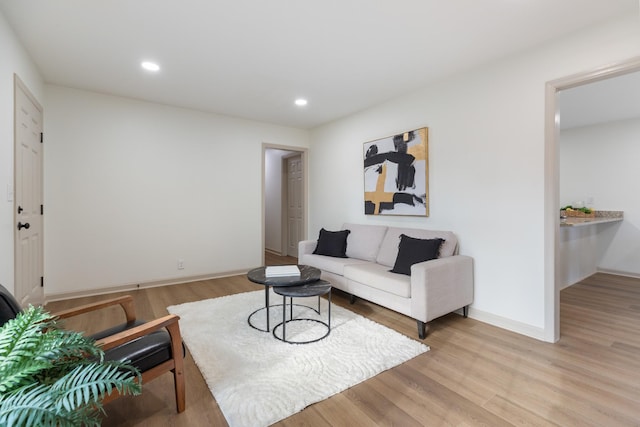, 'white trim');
468,308,546,342
558,272,595,291
44,269,249,303
596,268,640,280
545,56,640,343
265,248,283,257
